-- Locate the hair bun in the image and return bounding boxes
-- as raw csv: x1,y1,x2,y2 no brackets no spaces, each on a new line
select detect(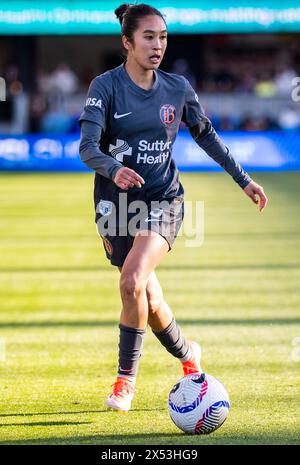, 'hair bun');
114,3,131,25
